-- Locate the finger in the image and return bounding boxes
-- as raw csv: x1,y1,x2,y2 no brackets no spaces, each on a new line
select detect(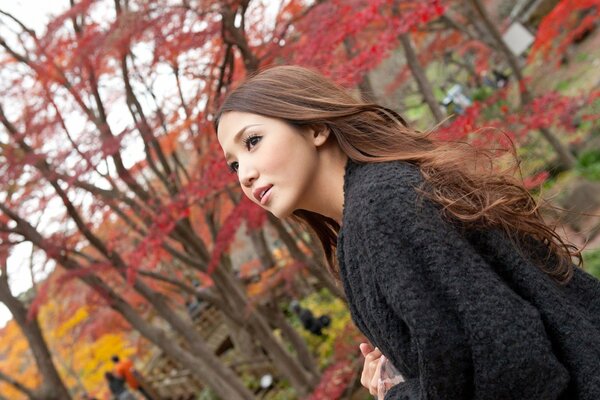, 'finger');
360,370,366,389
364,347,382,363
370,382,378,396
369,363,381,392
366,366,379,396
359,342,373,357
360,356,373,388
360,361,374,390
369,376,379,396
360,351,380,391
370,355,385,396
360,368,369,390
